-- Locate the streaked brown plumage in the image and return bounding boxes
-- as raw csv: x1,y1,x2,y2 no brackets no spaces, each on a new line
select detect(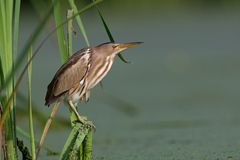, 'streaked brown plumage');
45,42,142,127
